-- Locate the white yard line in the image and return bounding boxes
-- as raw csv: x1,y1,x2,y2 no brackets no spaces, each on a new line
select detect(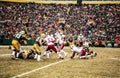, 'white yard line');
11,58,70,78
0,54,11,57
111,57,120,61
